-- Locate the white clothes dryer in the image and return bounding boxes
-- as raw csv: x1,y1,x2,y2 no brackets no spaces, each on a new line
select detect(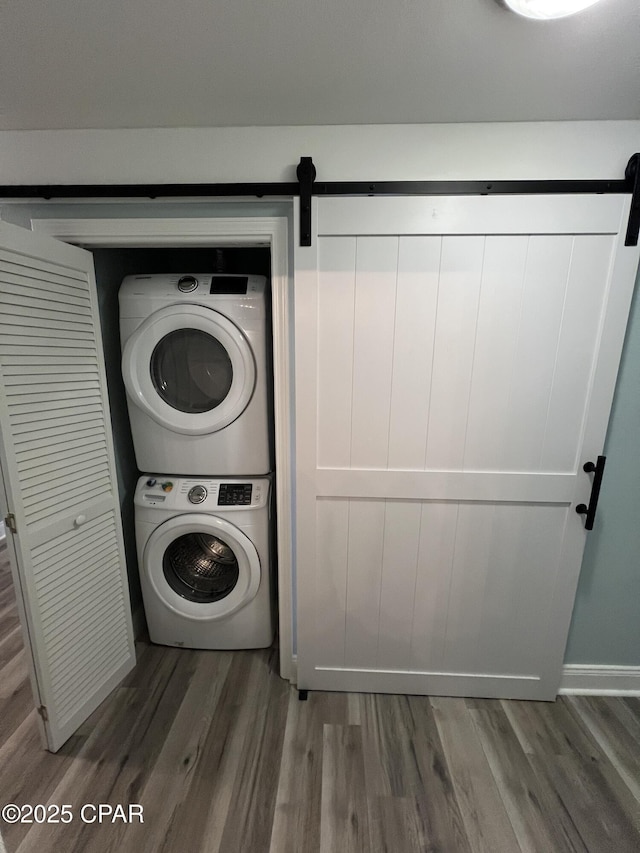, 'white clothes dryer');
120,273,272,476
134,474,274,649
